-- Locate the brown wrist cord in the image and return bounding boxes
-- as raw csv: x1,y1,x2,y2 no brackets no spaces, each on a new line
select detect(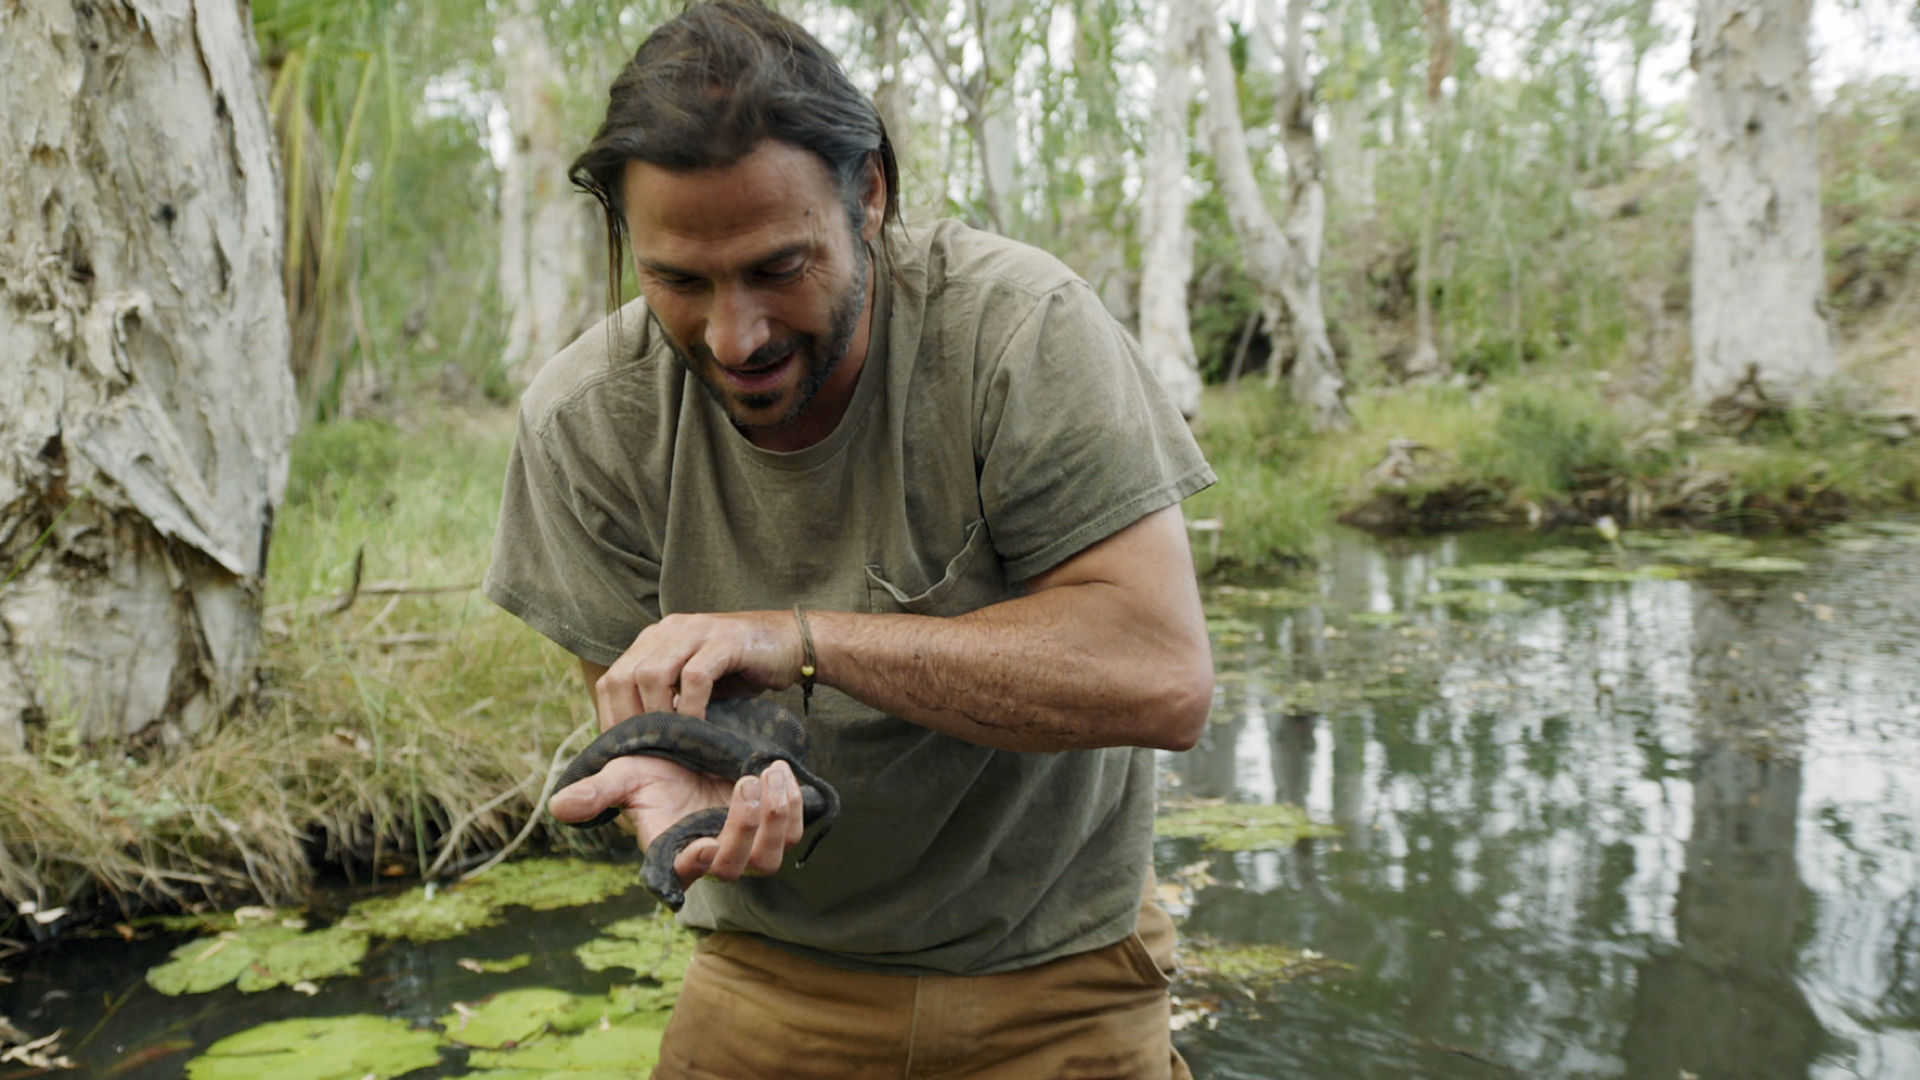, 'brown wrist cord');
793,606,817,716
